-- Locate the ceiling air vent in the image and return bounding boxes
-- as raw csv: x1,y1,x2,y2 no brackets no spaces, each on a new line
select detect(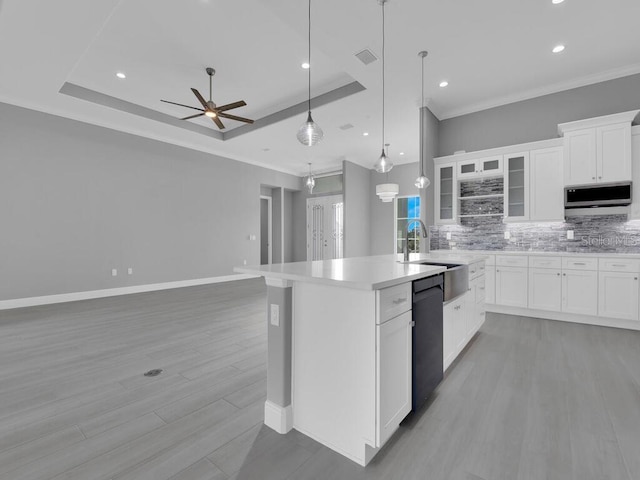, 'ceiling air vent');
339,123,354,130
355,49,378,65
